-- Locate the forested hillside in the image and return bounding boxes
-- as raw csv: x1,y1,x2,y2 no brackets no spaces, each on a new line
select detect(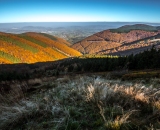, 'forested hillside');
72,24,160,55
0,32,81,64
